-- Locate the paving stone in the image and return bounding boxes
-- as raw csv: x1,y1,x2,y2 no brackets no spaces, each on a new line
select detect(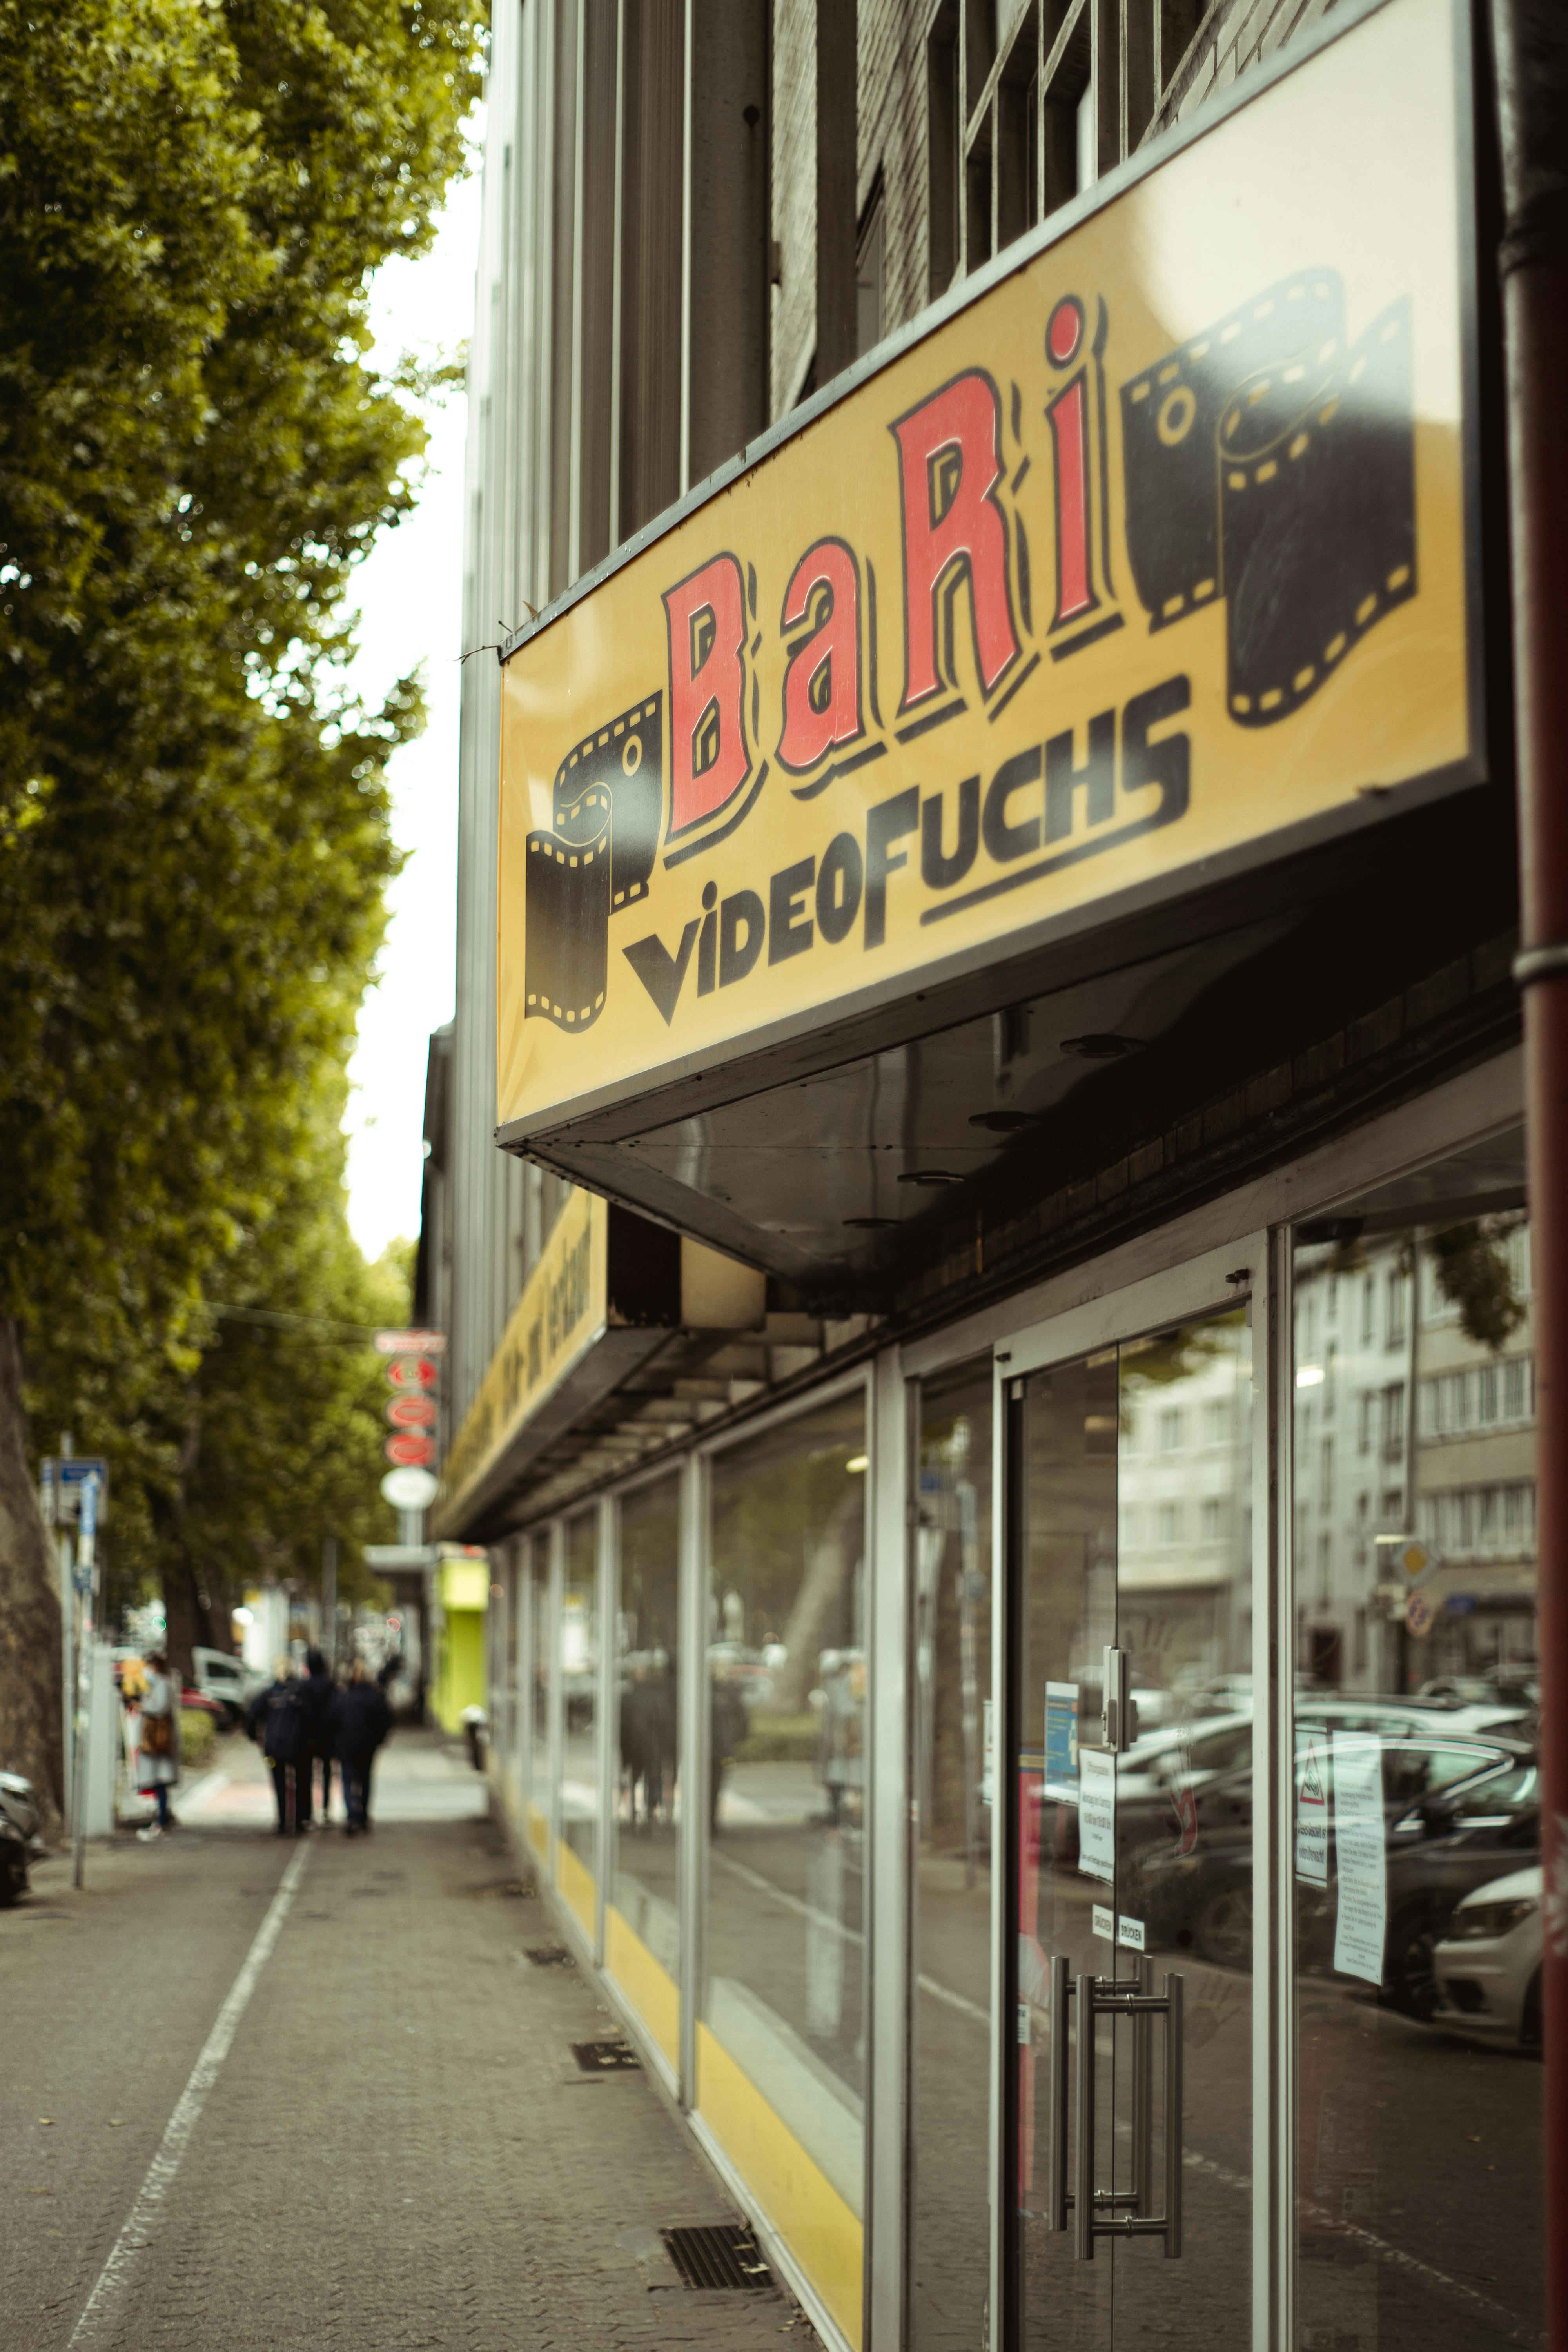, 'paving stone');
0,1733,820,2352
